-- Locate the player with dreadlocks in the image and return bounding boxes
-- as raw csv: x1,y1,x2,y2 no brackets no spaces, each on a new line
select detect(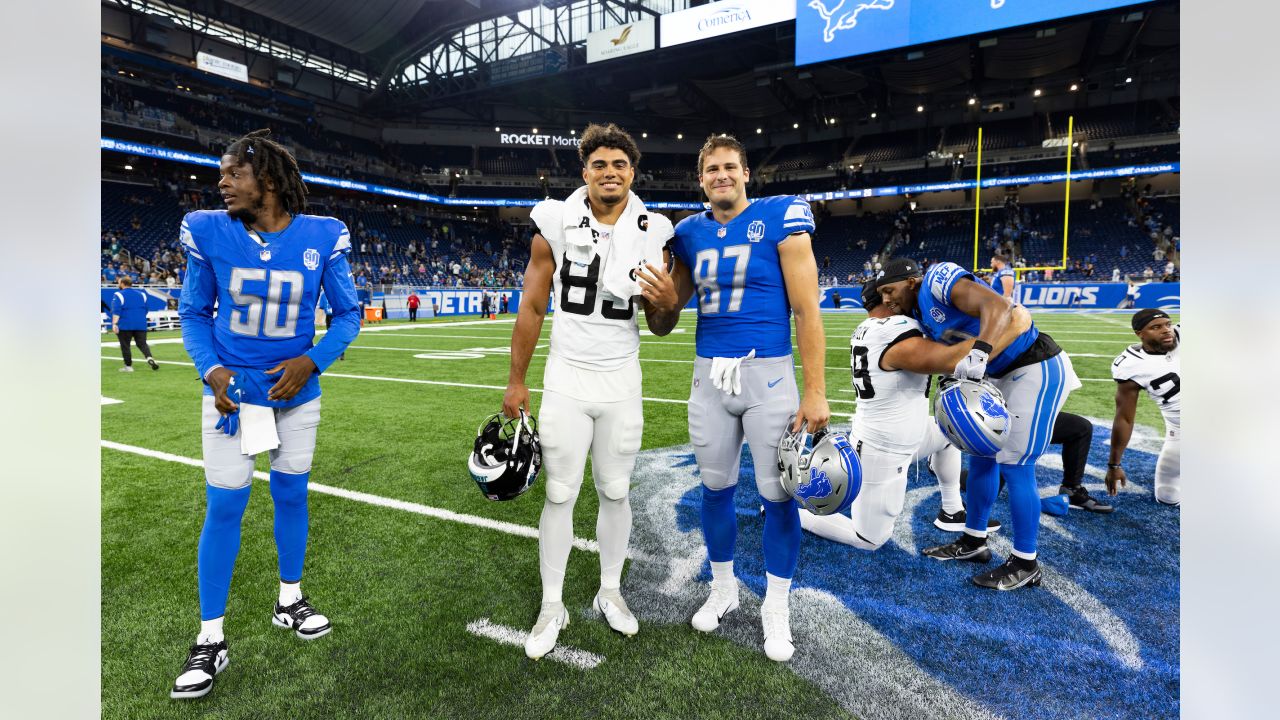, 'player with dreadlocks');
171,129,361,699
